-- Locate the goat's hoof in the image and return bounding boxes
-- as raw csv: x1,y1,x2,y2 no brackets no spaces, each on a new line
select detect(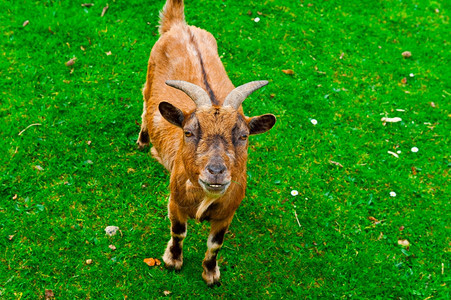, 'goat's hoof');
164,261,183,271
202,266,220,286
163,254,183,271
